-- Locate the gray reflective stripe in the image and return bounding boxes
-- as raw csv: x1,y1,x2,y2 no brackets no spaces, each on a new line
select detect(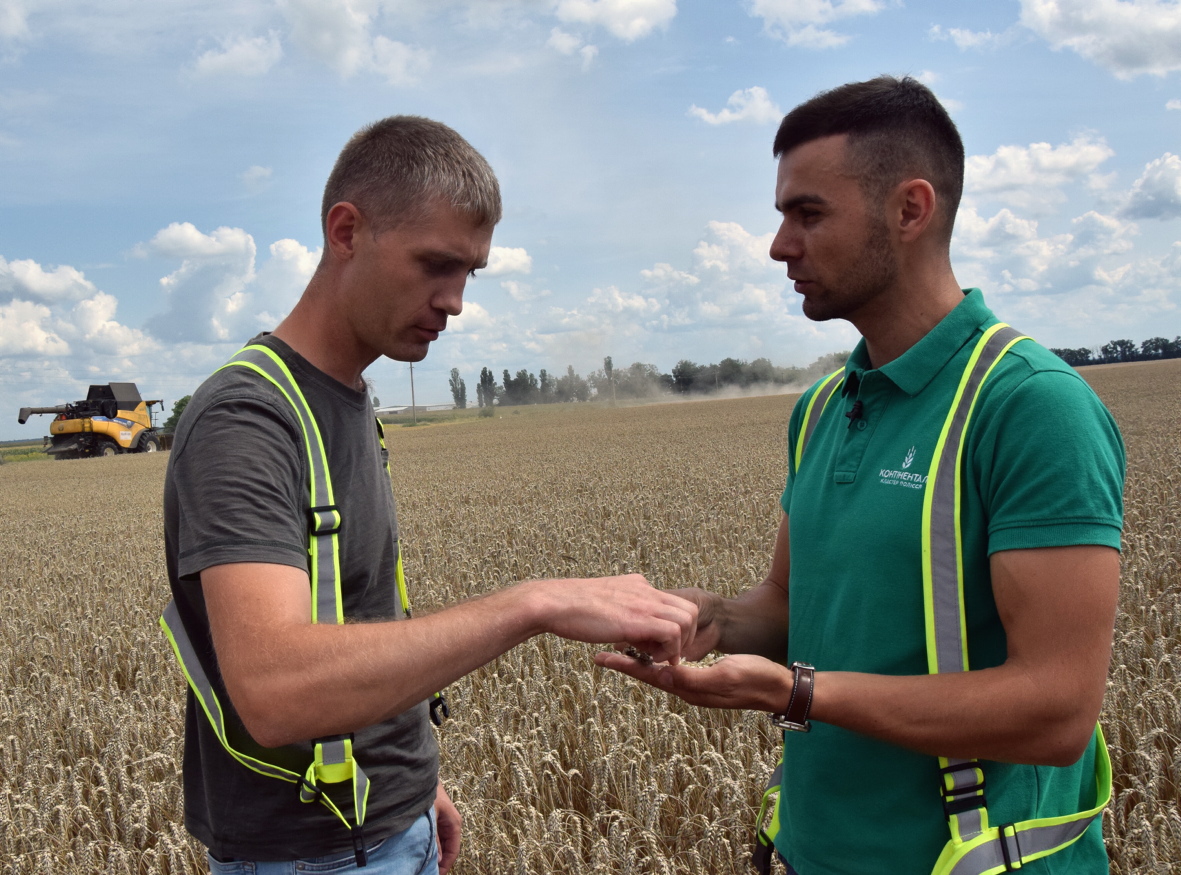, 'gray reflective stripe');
766,761,783,791
928,326,1023,674
222,346,341,625
948,815,1098,875
160,601,296,783
801,371,843,458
